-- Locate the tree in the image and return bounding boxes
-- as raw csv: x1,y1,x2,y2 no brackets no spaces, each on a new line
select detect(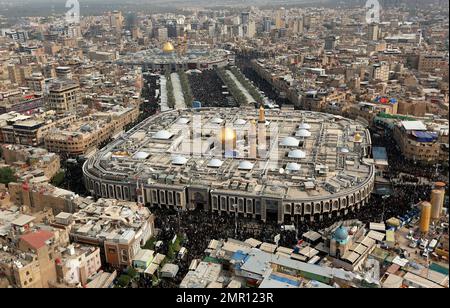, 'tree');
51,171,65,187
117,274,132,288
126,267,138,280
0,167,17,185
